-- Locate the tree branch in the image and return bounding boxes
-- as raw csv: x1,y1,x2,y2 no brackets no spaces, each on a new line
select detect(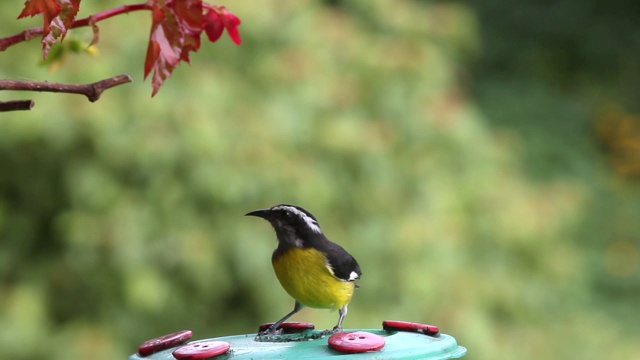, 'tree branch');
0,3,151,52
0,100,35,112
0,74,133,111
